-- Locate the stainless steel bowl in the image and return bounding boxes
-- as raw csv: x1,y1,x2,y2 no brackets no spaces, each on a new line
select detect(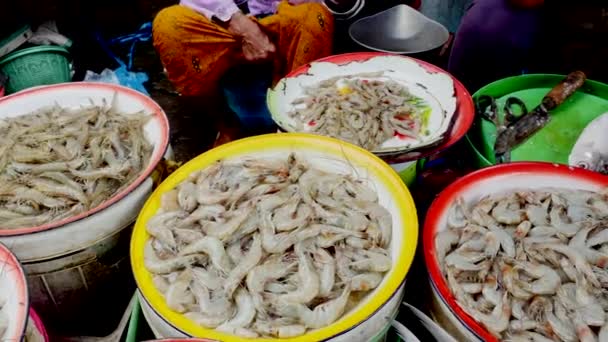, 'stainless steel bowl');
349,5,449,55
